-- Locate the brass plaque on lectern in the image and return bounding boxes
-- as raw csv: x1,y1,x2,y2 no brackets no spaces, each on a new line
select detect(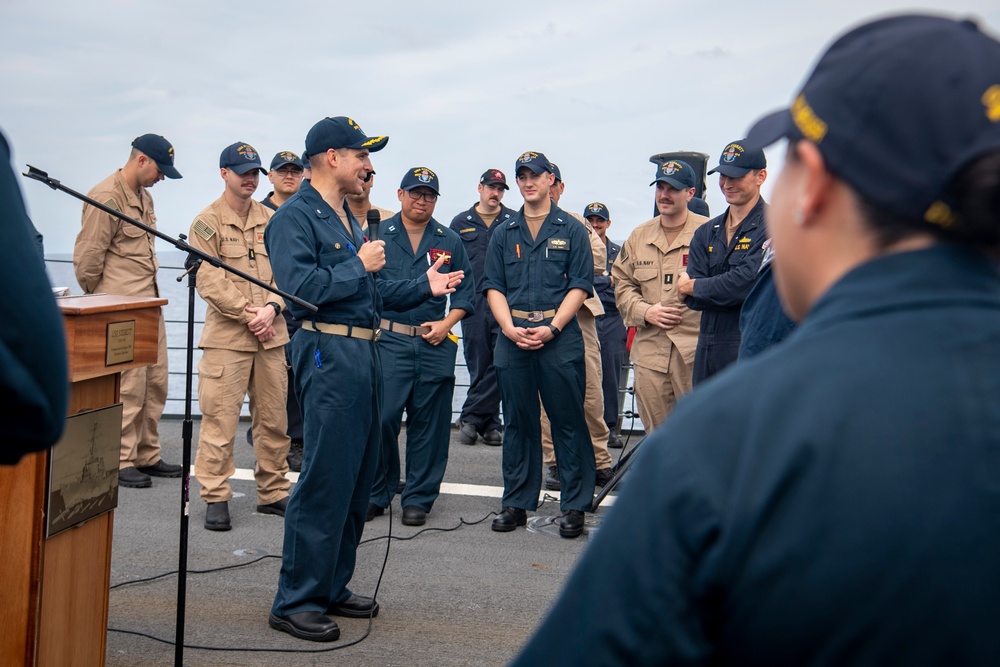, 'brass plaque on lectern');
106,320,135,365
